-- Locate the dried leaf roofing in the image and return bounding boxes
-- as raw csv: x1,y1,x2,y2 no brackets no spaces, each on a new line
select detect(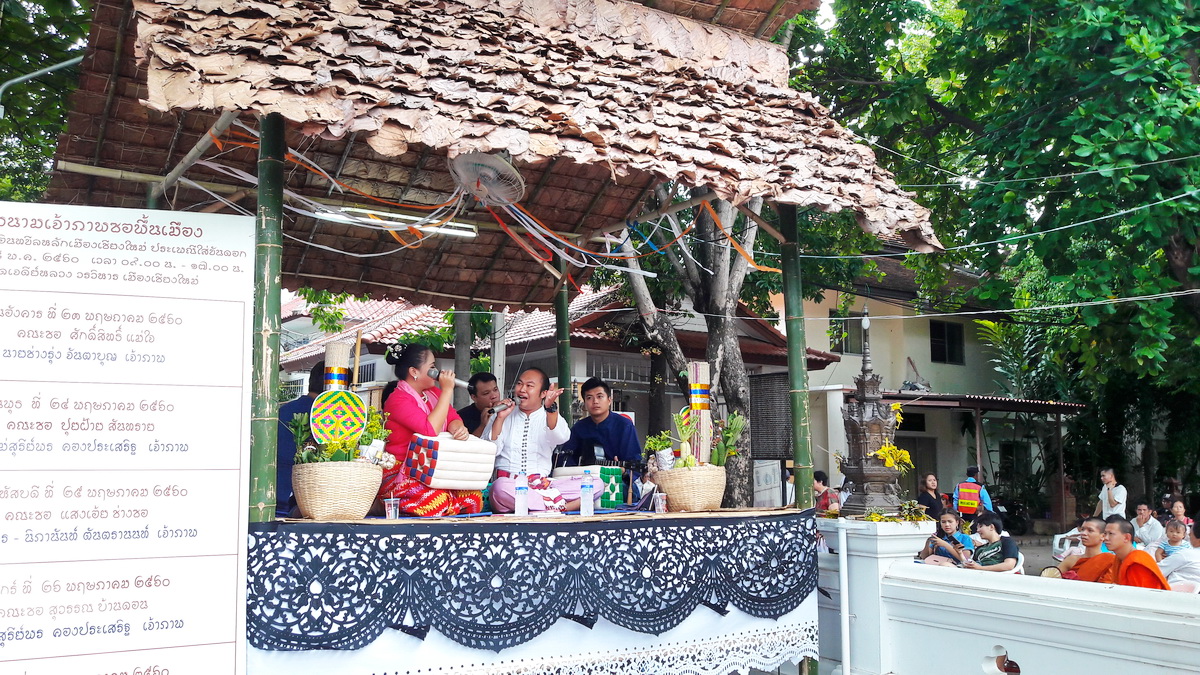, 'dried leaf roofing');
44,0,937,309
